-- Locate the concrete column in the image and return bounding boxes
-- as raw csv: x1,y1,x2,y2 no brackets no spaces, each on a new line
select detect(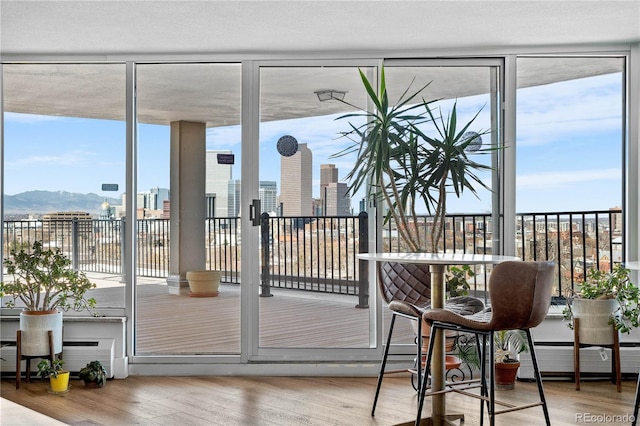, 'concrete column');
166,121,206,295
